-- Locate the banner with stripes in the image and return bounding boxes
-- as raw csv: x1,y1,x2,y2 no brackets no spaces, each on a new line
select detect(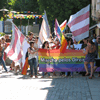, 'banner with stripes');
38,11,51,48
68,5,90,41
5,23,29,66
